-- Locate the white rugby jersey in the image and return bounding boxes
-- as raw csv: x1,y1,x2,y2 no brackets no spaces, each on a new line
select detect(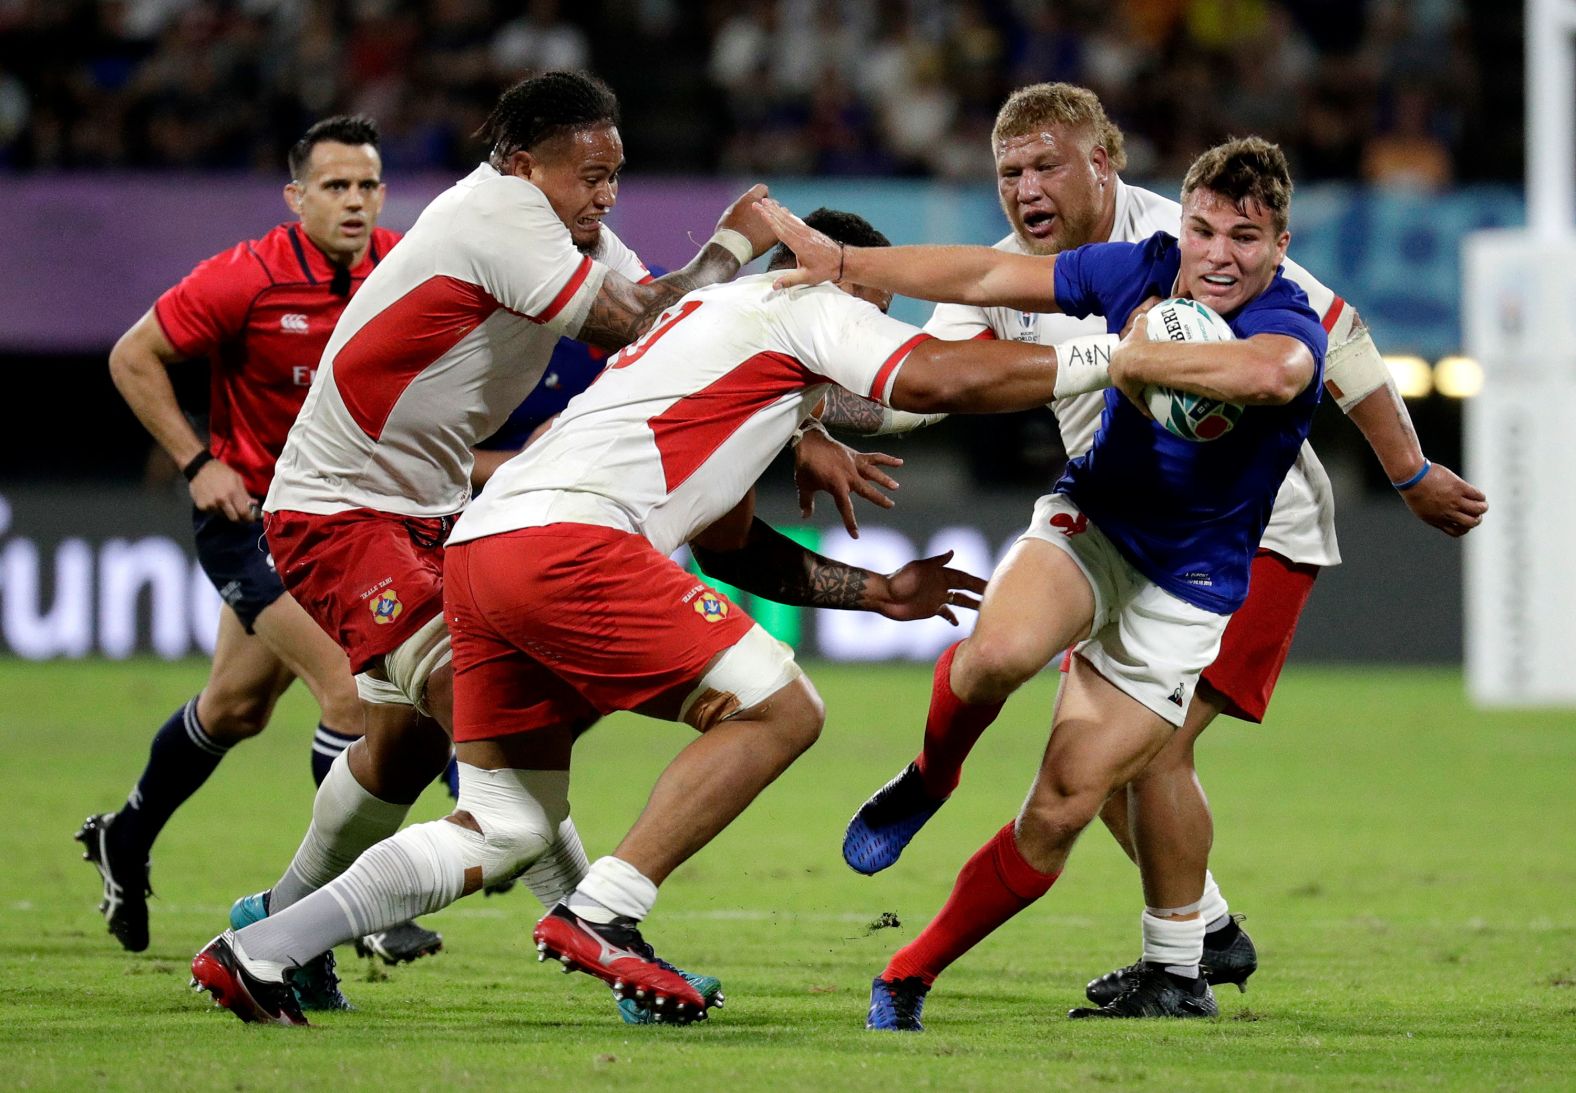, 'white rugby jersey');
925,178,1341,567
450,274,931,556
267,163,649,519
